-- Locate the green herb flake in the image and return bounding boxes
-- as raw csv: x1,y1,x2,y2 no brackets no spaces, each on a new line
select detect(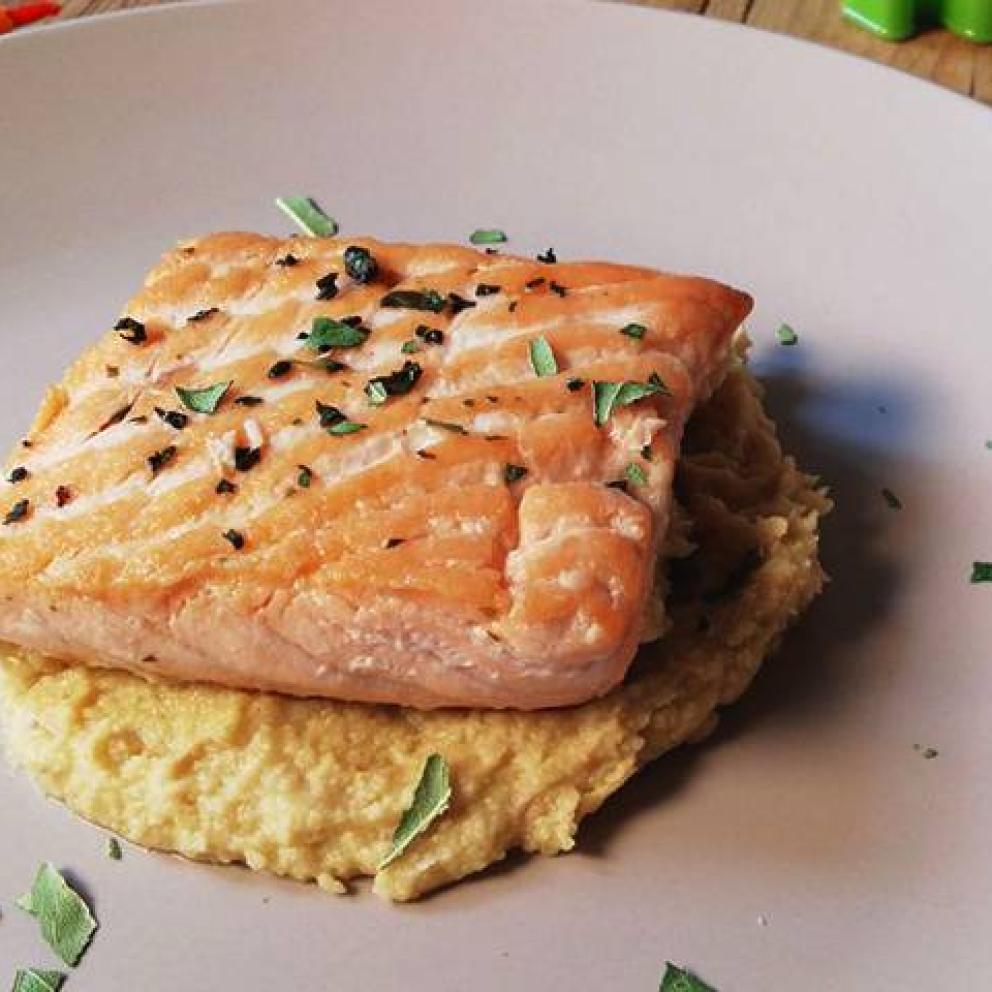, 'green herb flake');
175,380,232,415
378,753,452,869
17,863,98,968
625,462,648,486
11,970,65,992
297,465,313,488
400,340,421,354
659,962,718,992
105,838,122,861
529,335,558,377
985,440,992,451
776,323,799,346
469,228,507,245
366,381,389,406
620,322,647,340
327,420,367,436
364,361,423,407
592,376,668,426
504,464,528,484
971,561,992,583
306,316,369,351
274,196,338,237
380,289,446,313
